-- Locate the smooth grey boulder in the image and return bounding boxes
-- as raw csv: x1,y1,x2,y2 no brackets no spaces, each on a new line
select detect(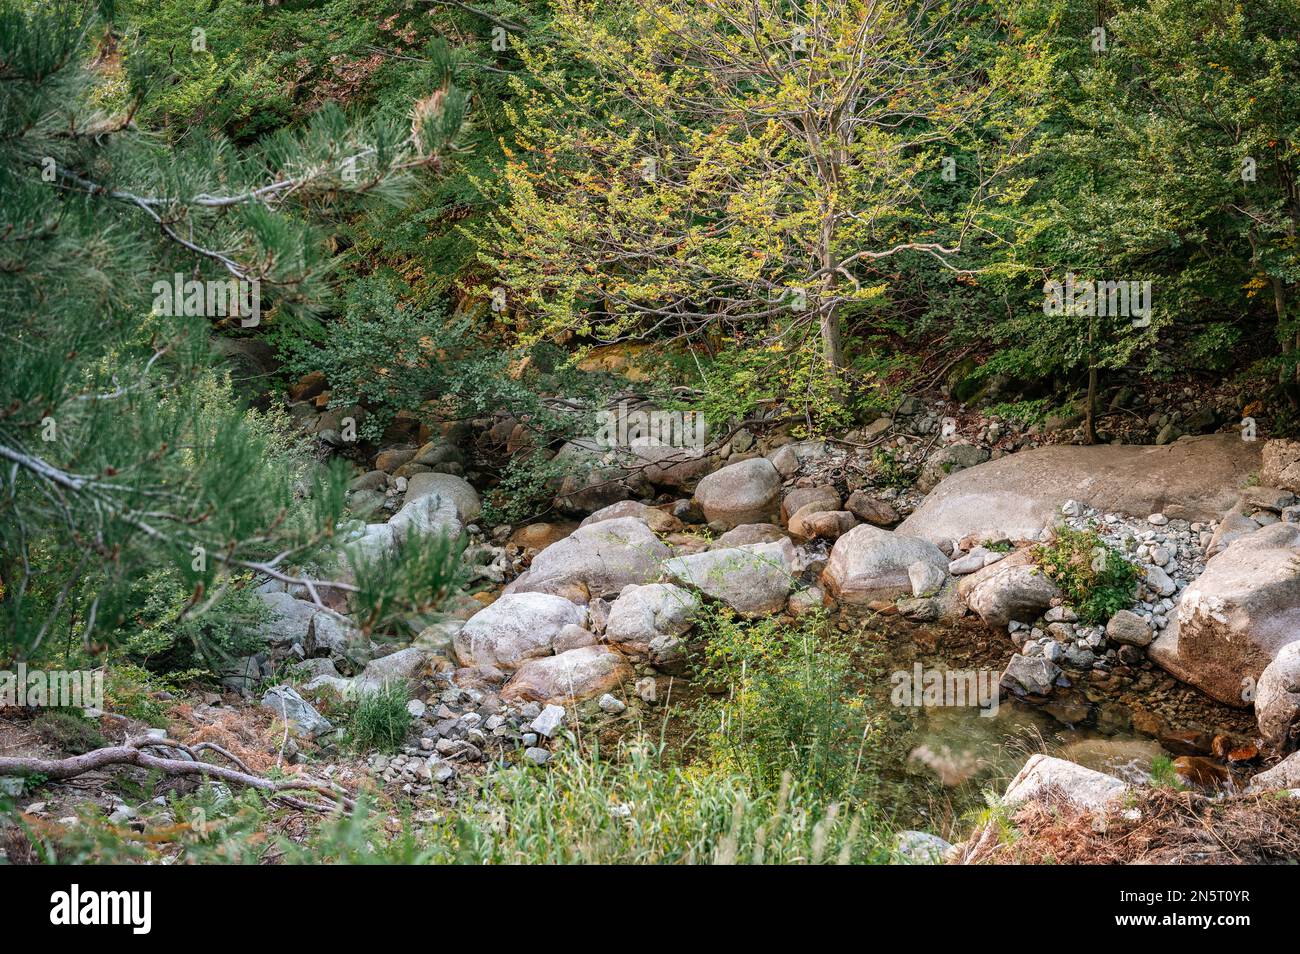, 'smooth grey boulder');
957,547,1060,628
662,538,795,617
821,525,948,608
694,458,782,528
404,472,481,522
604,583,699,655
505,516,670,603
1003,754,1127,811
255,592,319,649
452,593,585,670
